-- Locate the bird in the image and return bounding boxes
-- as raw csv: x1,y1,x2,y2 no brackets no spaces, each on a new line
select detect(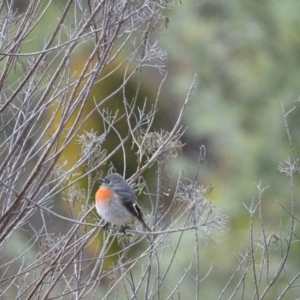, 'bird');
95,173,151,233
